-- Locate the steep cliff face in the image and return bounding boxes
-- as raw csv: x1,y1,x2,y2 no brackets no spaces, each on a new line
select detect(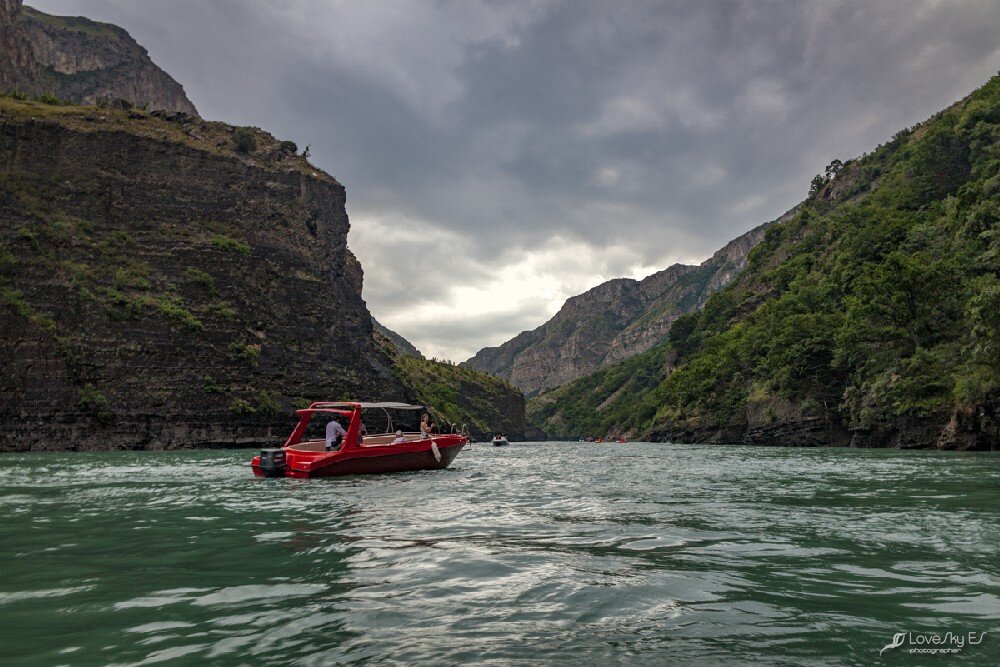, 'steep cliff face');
1,3,197,114
0,1,40,93
0,97,405,451
0,96,529,451
464,220,774,395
